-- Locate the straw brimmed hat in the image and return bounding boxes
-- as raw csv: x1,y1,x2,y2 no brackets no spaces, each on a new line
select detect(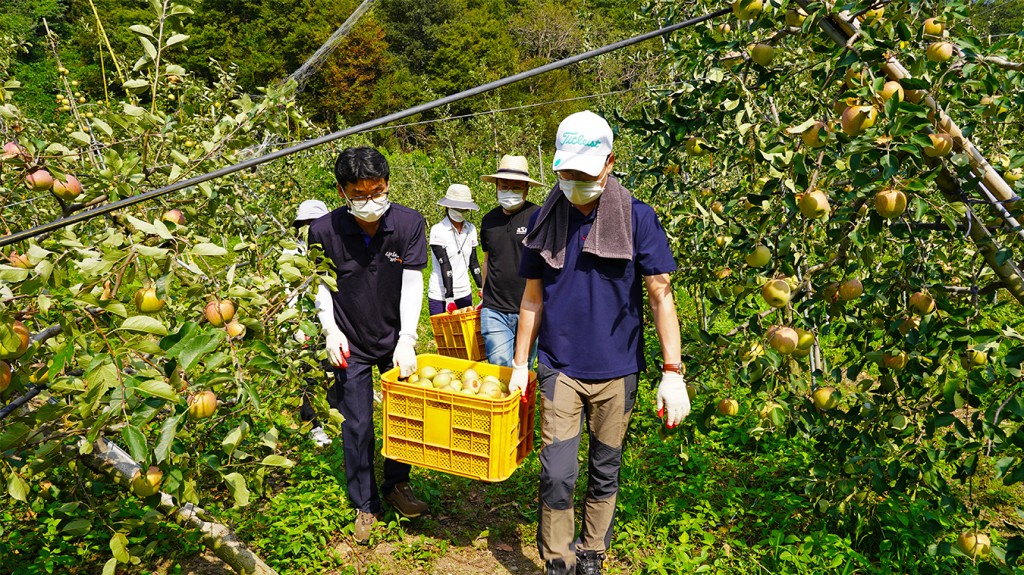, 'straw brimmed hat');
479,155,542,187
437,184,479,210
